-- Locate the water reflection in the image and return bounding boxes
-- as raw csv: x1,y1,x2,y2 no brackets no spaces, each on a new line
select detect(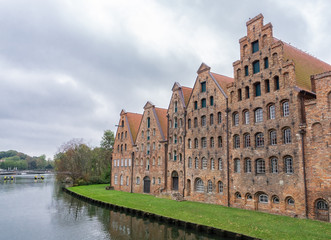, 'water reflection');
0,175,229,240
